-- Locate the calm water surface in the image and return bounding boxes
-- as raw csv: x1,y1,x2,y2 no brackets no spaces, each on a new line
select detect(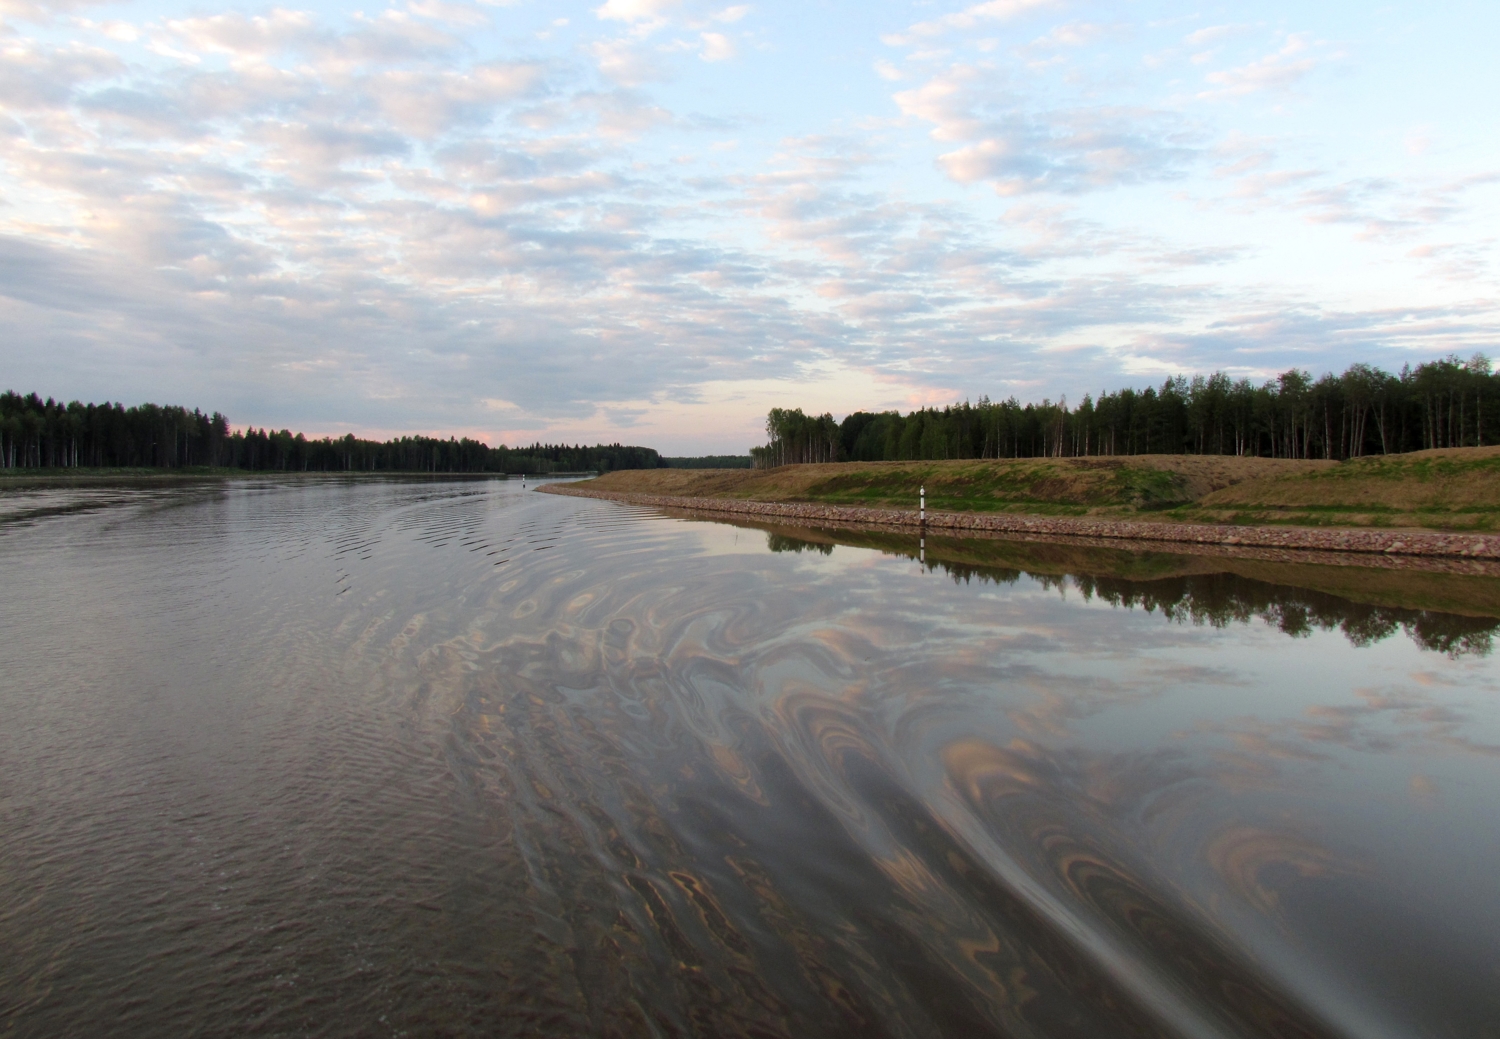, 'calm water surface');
2,477,1498,1038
